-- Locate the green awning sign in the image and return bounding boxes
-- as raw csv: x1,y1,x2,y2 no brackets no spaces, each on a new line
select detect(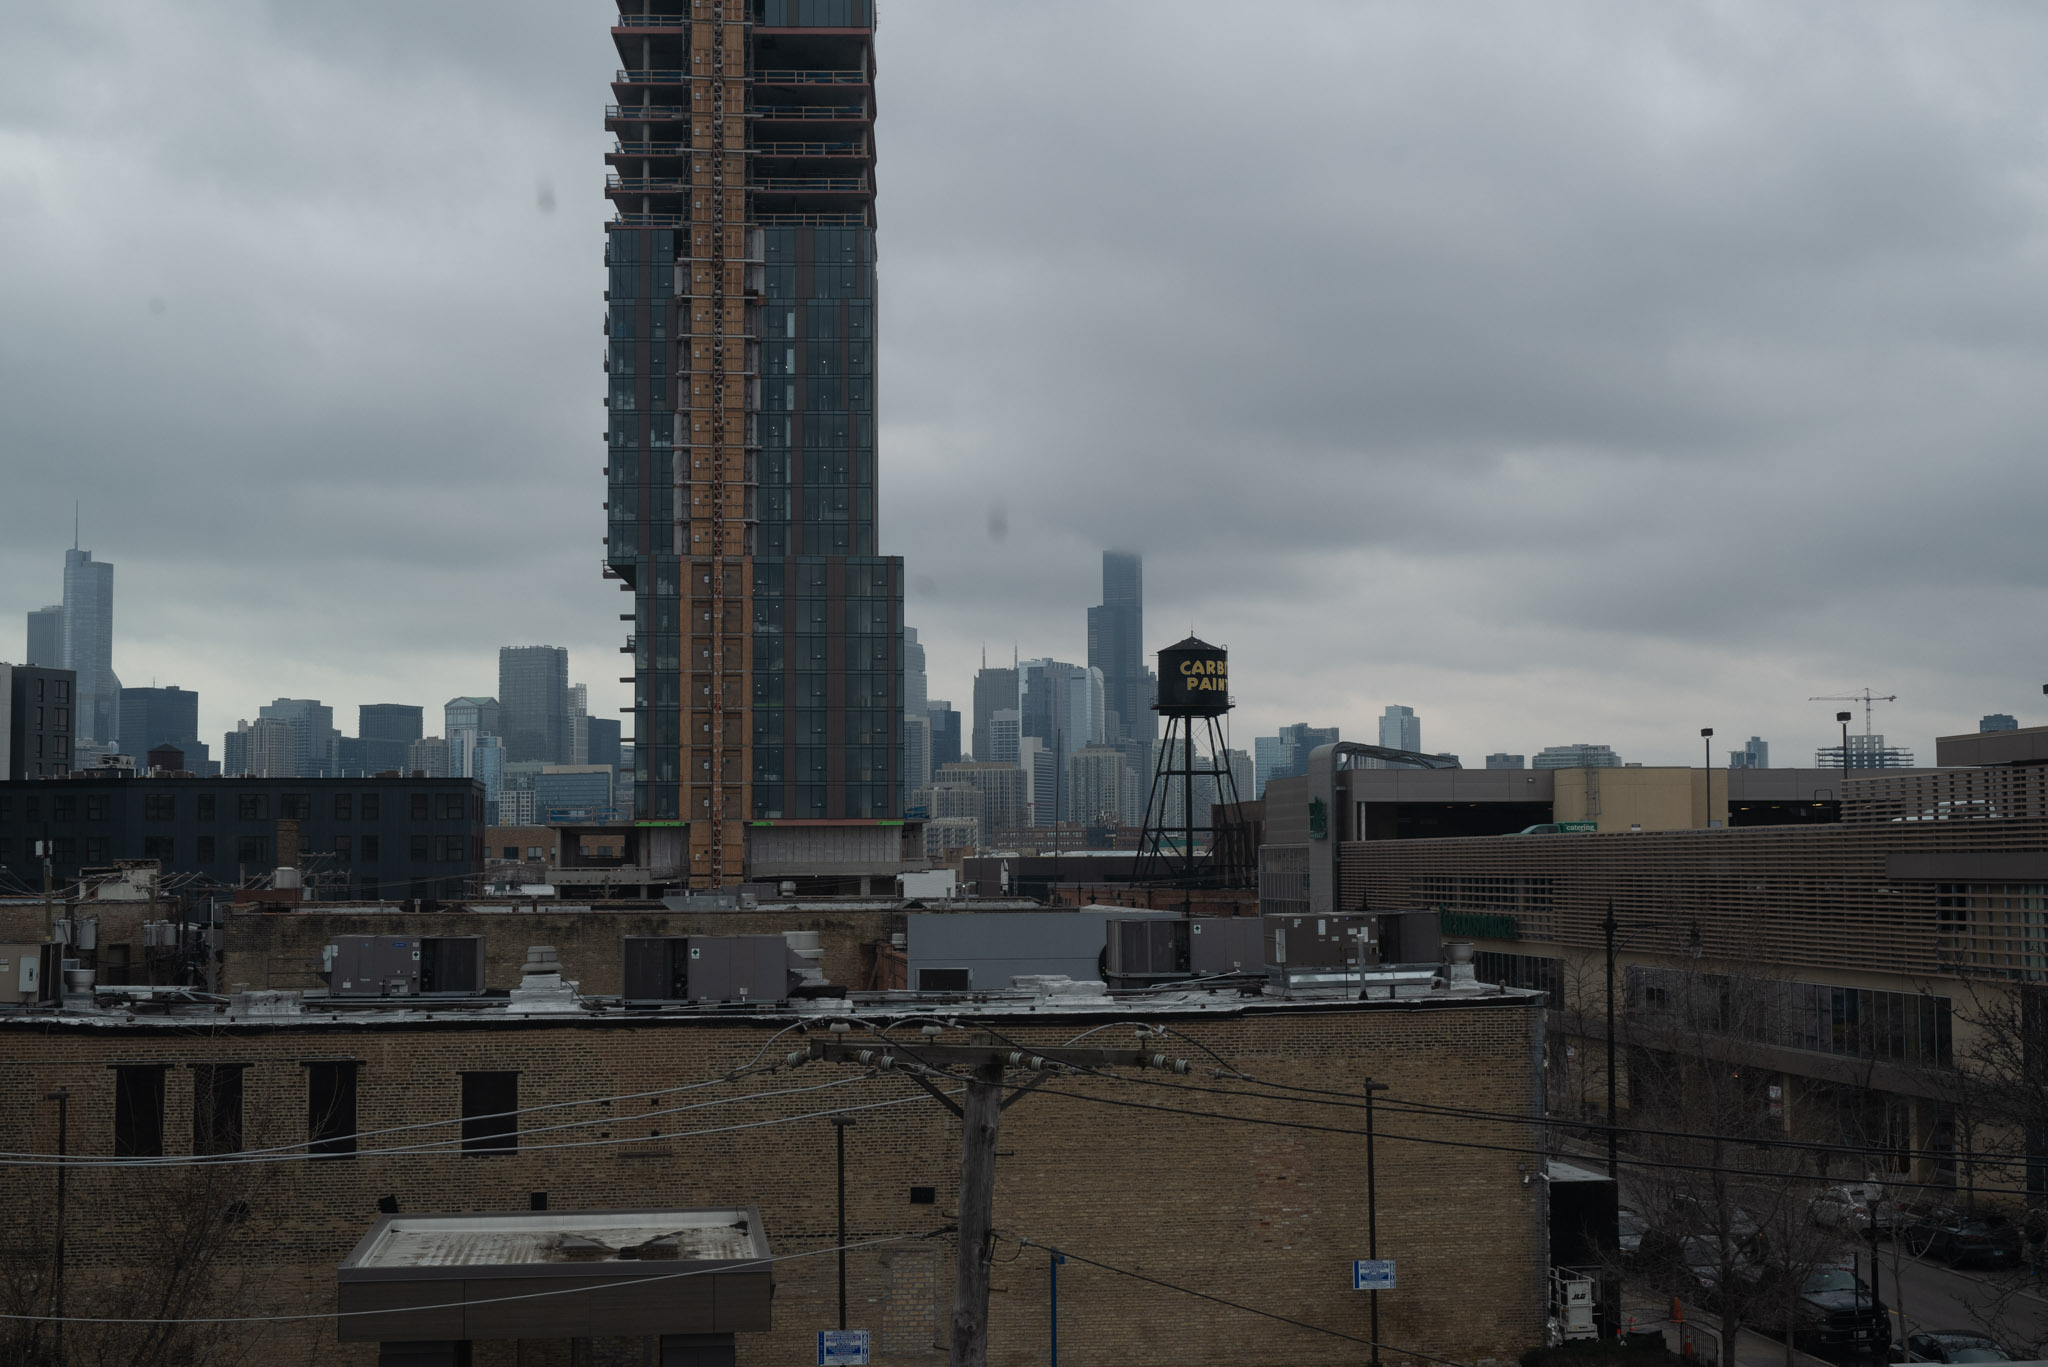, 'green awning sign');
1308,797,1328,840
